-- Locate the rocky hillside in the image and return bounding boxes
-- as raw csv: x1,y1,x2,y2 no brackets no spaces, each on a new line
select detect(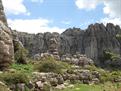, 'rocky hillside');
12,23,121,65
